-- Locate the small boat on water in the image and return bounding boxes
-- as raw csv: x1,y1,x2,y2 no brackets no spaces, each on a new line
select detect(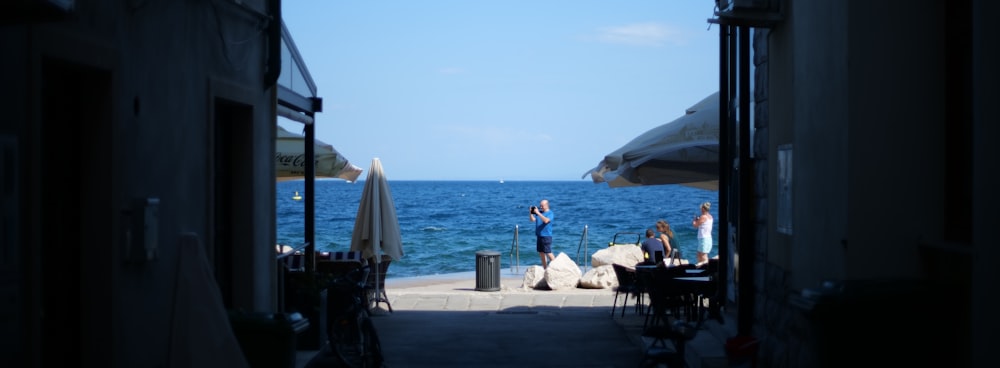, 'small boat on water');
292,191,302,201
